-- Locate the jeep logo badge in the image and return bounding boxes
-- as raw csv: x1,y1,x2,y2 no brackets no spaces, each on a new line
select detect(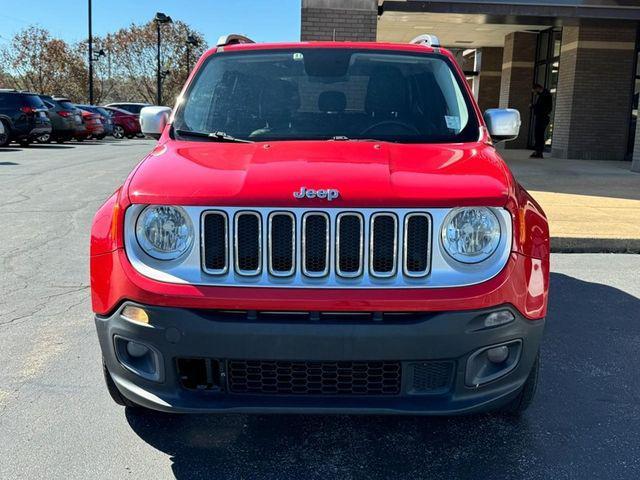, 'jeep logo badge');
293,187,340,201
